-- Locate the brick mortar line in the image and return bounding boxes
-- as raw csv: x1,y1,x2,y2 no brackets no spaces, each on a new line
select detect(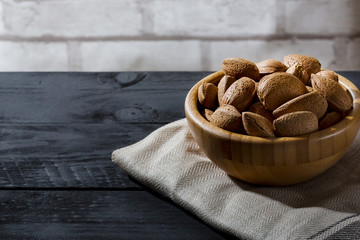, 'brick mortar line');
0,34,358,42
